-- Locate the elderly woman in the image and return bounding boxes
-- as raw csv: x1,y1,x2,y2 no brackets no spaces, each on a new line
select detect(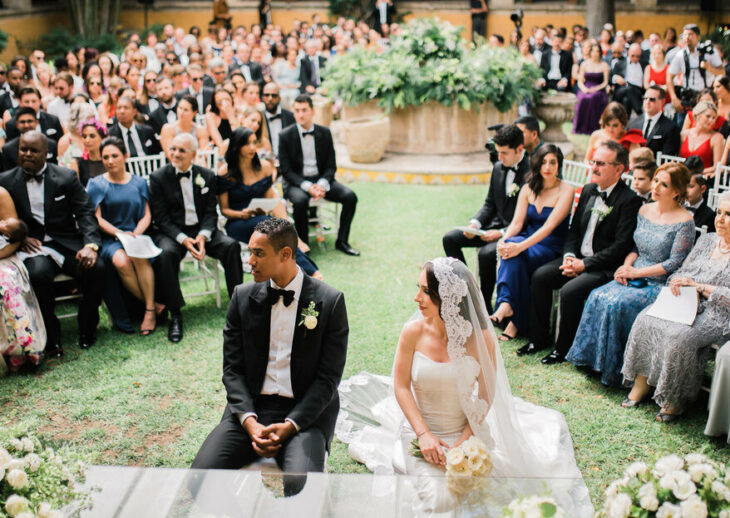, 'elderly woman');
57,102,97,169
621,191,730,421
